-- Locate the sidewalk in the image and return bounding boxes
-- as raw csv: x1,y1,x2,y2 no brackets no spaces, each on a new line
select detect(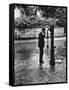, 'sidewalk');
14,40,66,85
